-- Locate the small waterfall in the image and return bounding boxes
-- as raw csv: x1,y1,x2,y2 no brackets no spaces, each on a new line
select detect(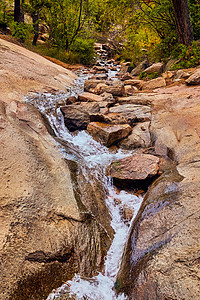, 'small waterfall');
26,67,143,300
